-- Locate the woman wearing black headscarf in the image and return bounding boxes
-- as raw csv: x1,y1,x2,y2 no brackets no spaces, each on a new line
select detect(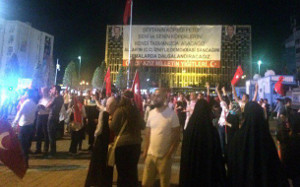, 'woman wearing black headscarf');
179,99,226,187
227,102,289,187
284,111,300,186
85,97,117,187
